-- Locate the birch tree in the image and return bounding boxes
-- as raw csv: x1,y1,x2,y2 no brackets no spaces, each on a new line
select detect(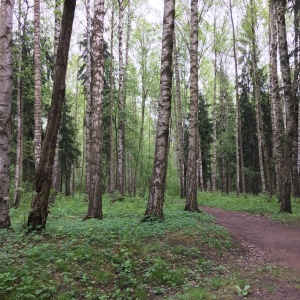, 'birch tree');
145,0,175,219
117,0,125,197
276,0,296,213
0,0,14,228
86,0,105,219
185,0,200,212
34,0,42,171
85,0,92,194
